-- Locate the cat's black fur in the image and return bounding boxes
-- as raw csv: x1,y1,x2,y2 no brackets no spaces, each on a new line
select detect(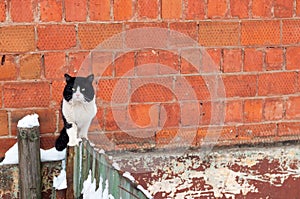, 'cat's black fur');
55,74,96,151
